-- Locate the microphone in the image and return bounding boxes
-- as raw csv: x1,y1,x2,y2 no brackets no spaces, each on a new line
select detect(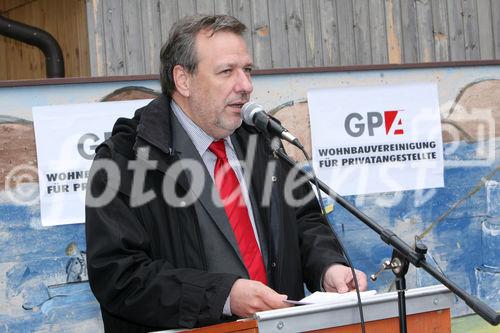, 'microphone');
241,102,303,149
